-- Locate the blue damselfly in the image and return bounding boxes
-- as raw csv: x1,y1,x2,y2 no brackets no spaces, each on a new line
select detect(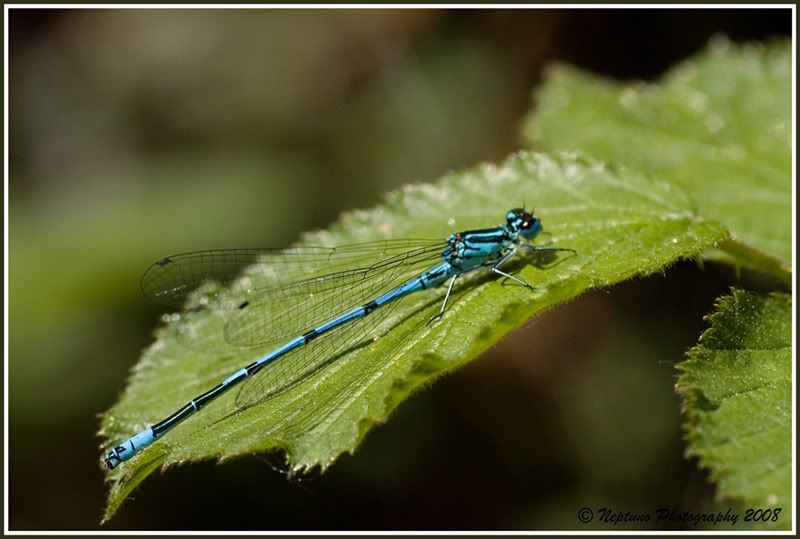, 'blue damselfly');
104,208,574,469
